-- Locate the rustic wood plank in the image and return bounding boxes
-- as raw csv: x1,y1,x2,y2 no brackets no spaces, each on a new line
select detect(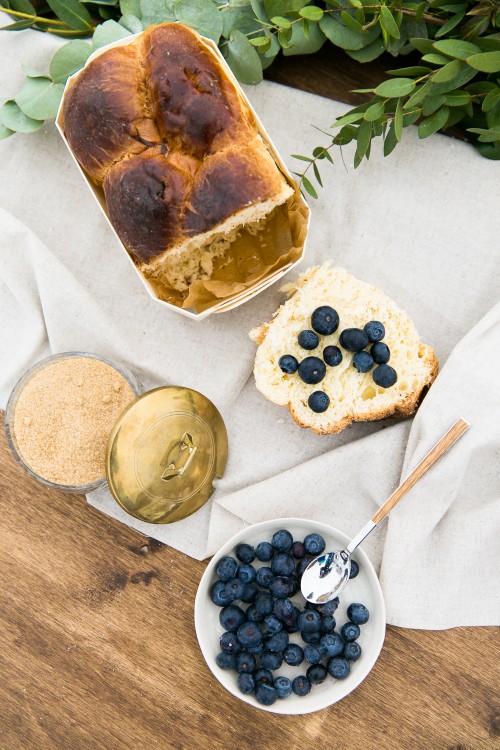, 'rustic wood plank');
0,416,498,750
